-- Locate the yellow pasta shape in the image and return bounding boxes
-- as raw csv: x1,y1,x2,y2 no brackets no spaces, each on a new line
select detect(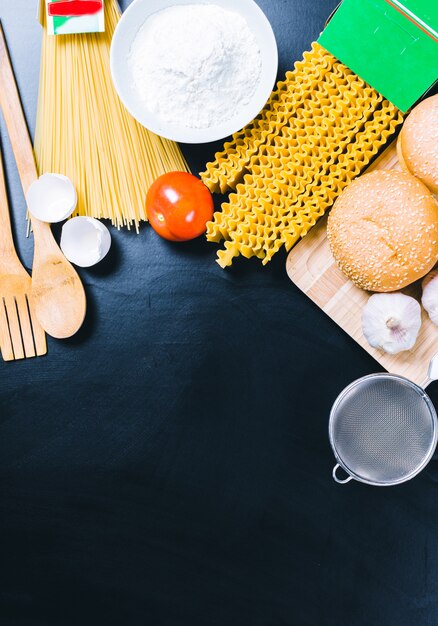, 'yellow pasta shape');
200,42,338,194
203,43,404,268
208,69,379,243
